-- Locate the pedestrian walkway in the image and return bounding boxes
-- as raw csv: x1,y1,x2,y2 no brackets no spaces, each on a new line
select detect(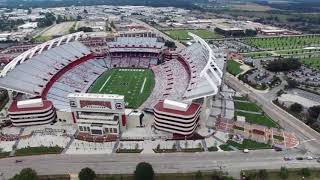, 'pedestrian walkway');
62,130,78,154
175,140,181,151
201,139,208,151
9,128,24,157
141,140,155,154
235,109,262,115
112,138,120,153
69,173,78,180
